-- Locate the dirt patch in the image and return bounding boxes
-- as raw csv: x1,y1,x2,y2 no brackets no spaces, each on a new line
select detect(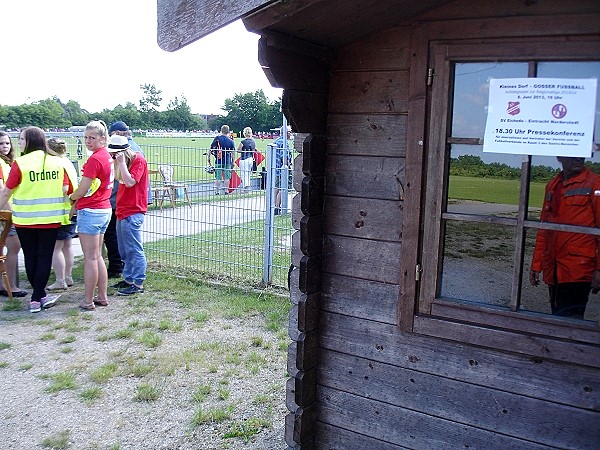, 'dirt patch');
0,282,287,449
